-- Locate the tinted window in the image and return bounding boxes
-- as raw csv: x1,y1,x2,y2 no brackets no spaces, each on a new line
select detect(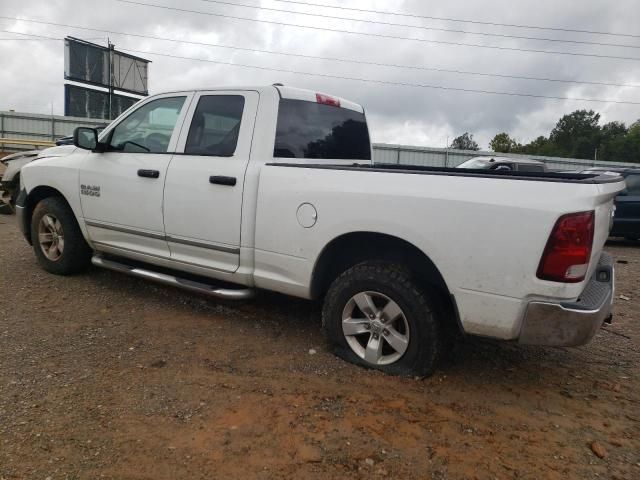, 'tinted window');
625,174,640,194
274,99,370,160
185,95,245,156
518,164,545,172
109,96,186,153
